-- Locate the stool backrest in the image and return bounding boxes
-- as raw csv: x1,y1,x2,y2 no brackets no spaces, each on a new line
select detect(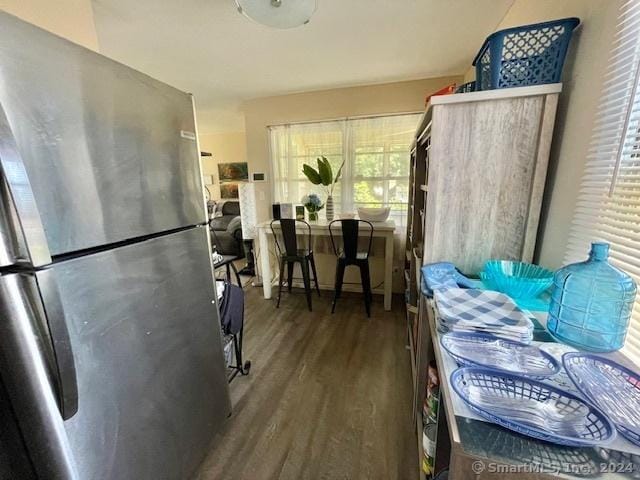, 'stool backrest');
328,219,374,259
270,218,311,256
